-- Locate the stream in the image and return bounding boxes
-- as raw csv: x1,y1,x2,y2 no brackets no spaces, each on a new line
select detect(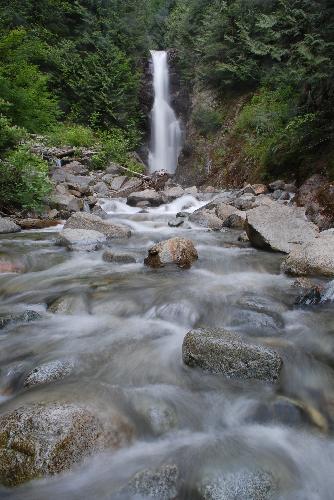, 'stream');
0,194,334,499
